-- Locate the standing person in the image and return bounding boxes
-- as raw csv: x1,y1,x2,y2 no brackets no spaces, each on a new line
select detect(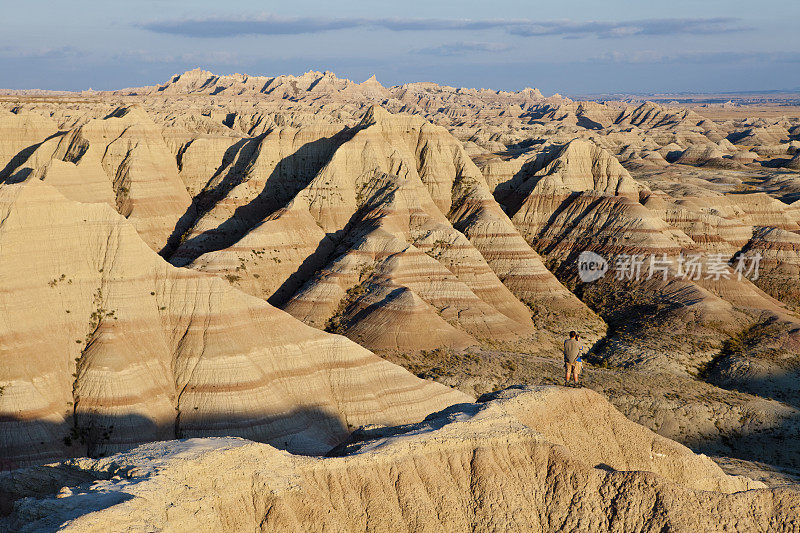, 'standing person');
574,333,584,385
563,331,582,387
